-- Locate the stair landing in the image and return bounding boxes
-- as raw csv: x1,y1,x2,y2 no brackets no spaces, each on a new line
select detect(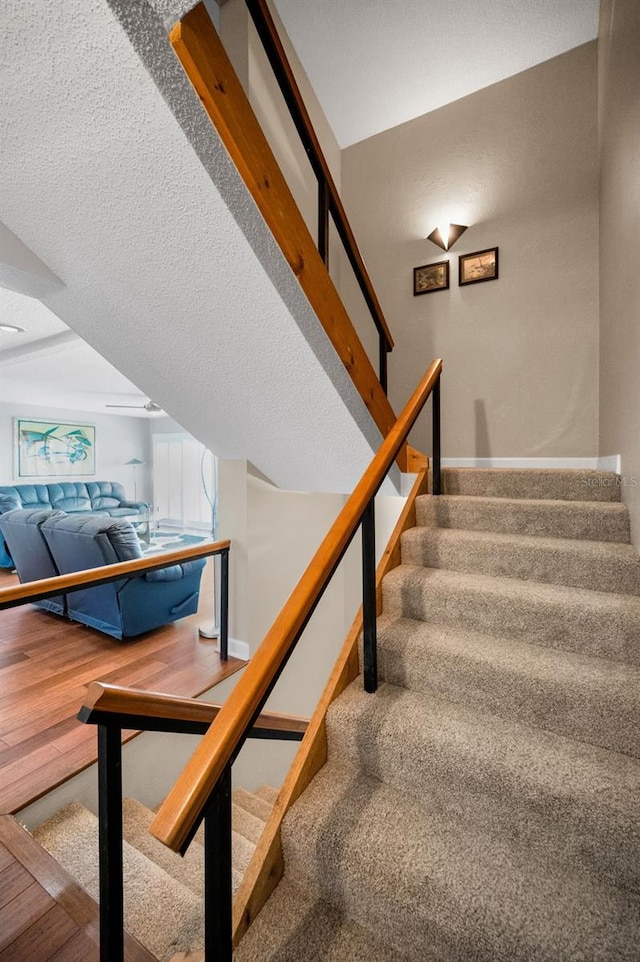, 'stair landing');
0,814,155,962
